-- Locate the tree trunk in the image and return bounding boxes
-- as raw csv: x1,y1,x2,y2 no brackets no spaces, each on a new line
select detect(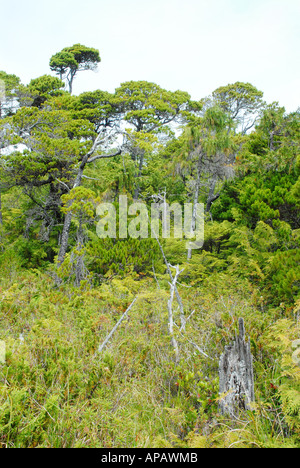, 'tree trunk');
187,152,202,260
133,149,145,200
57,166,86,266
67,69,77,95
57,211,73,266
205,175,220,213
168,265,183,363
219,318,255,416
74,219,88,287
0,188,2,226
